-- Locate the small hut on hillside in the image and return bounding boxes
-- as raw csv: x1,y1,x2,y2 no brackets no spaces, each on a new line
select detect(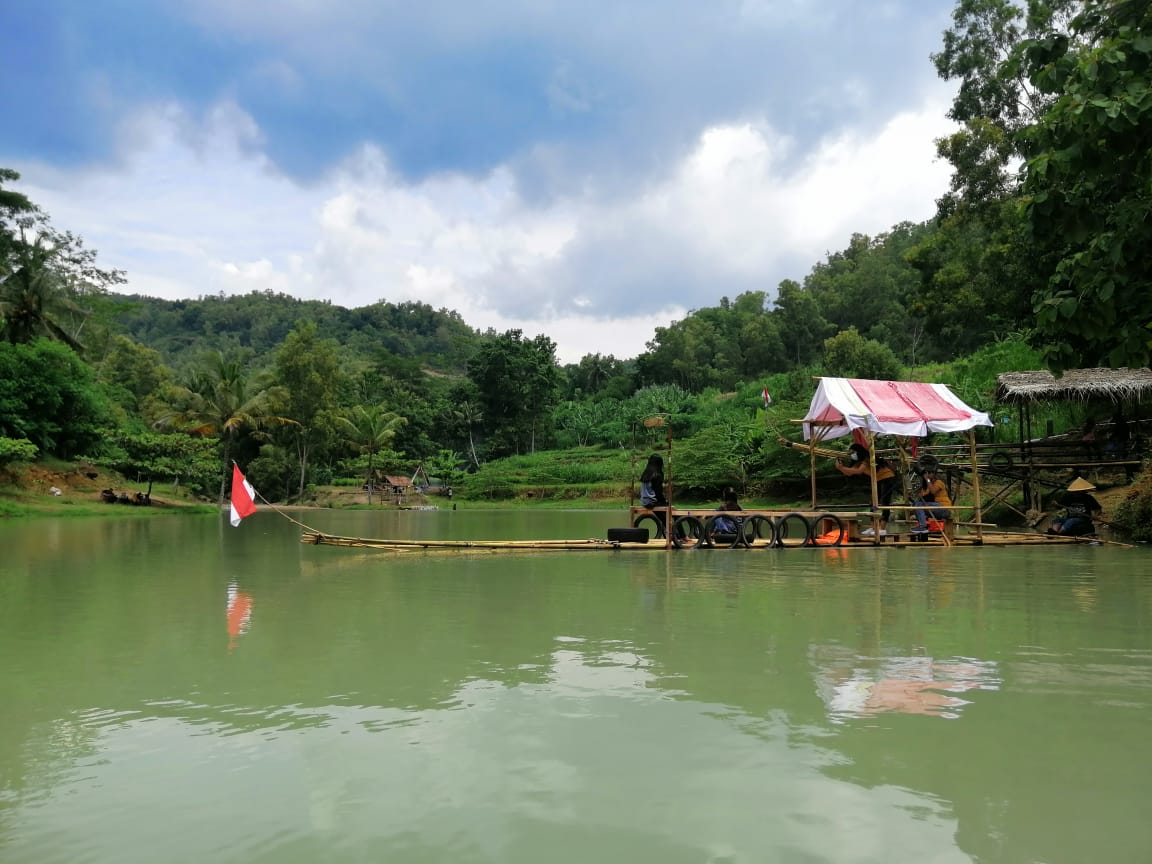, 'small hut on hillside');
382,475,412,497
